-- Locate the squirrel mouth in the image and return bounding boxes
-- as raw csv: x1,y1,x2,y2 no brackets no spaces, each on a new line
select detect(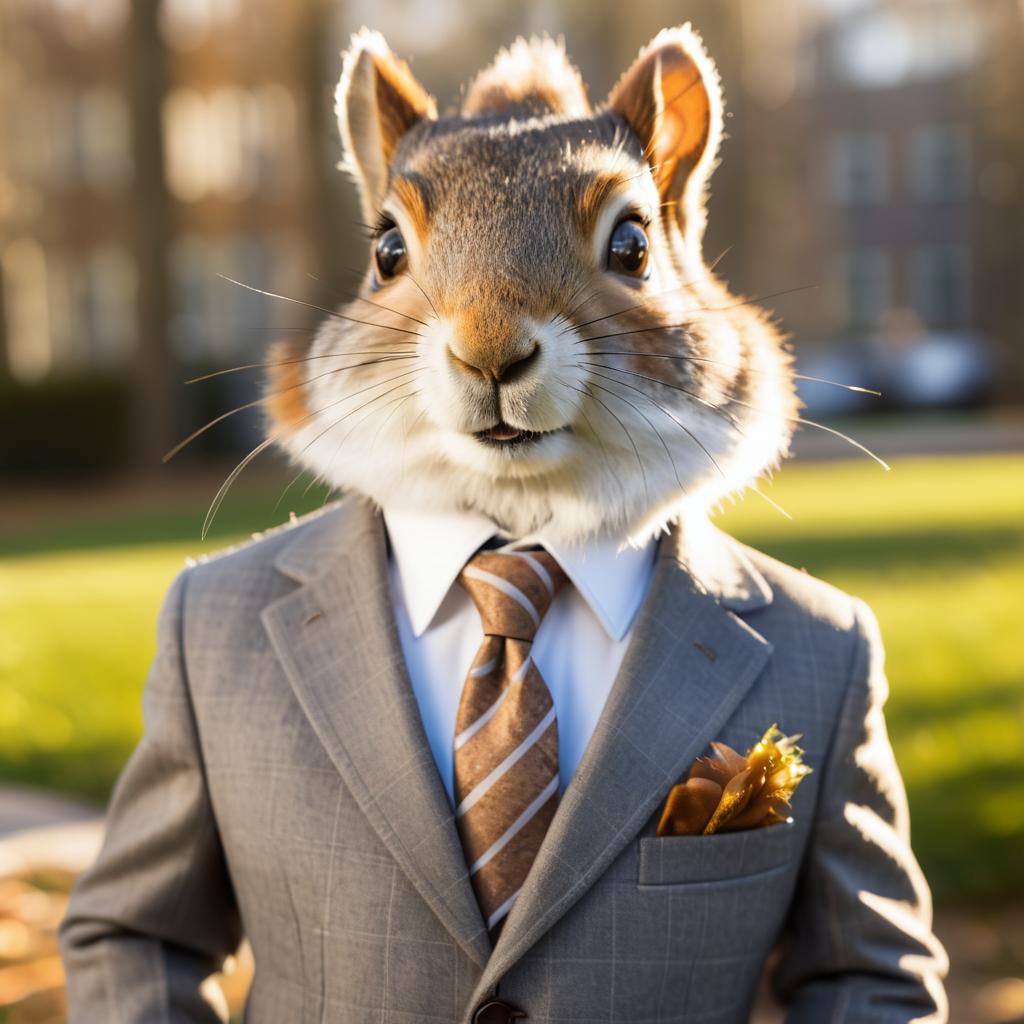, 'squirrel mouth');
473,422,562,448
